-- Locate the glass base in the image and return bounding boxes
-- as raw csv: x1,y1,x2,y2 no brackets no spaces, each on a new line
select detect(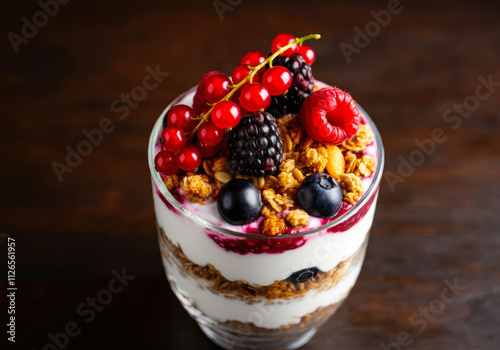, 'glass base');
167,273,318,350
199,323,317,350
